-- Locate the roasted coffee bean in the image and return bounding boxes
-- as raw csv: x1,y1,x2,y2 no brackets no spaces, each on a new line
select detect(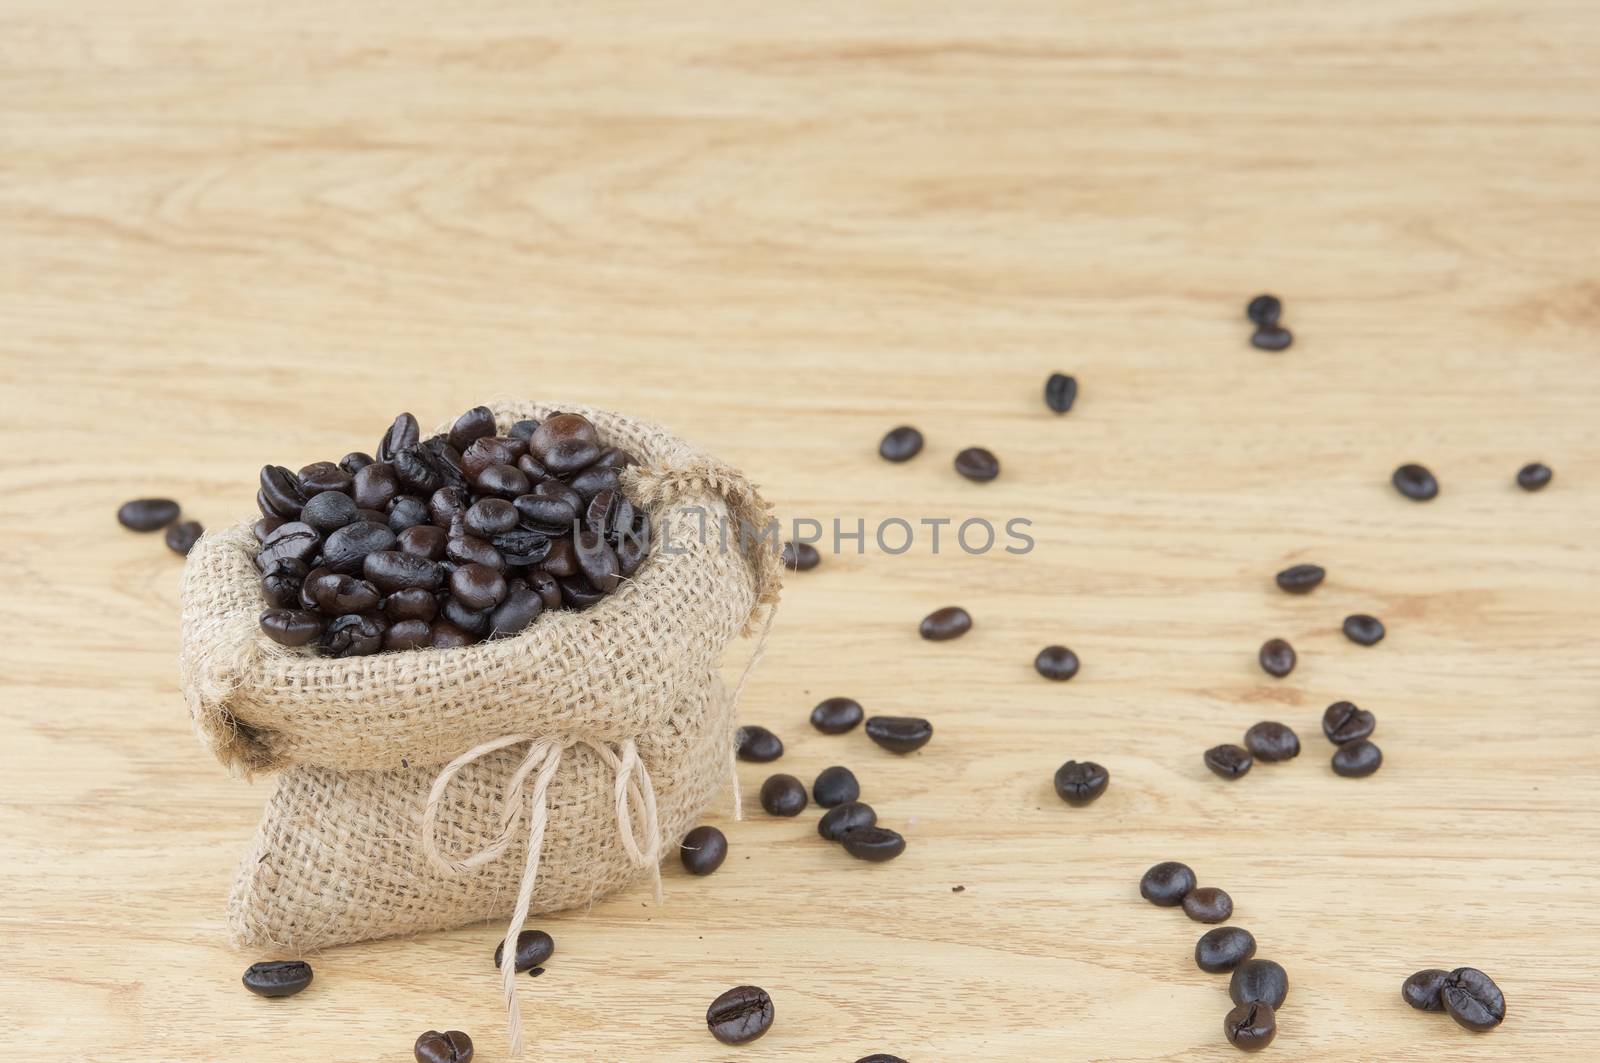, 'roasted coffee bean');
1223,1001,1276,1051
241,959,313,998
584,488,621,535
118,497,180,531
590,446,638,471
865,716,933,754
461,437,521,480
300,490,359,533
515,494,578,534
364,550,443,594
781,541,820,572
493,929,554,972
1258,638,1296,678
706,985,774,1046
428,486,470,528
919,606,972,641
298,461,352,496
736,726,783,762
818,801,877,842
446,534,505,572
442,597,490,635
569,464,622,501
322,613,386,657
254,516,285,542
1331,738,1382,778
1197,926,1257,973
533,477,585,514
1035,645,1080,681
879,425,924,462
1343,613,1385,645
462,498,518,537
558,574,606,609
474,463,531,500
259,465,308,519
1044,372,1078,413
339,451,374,474
298,566,331,610
351,462,401,511
1441,967,1505,1031
812,766,860,808
1053,760,1109,806
1205,744,1253,779
530,571,563,612
384,619,432,651
508,419,540,443
541,536,578,578
257,521,321,570
397,523,448,561
1246,294,1282,326
1392,463,1438,501
841,825,906,862
165,520,203,556
760,773,808,817
1275,563,1325,593
385,587,439,623
429,620,475,648
1322,701,1375,744
1141,861,1197,906
855,1057,909,1063
617,531,649,577
679,825,728,876
386,495,430,532
1251,325,1293,351
575,530,620,592
1183,887,1234,924
487,584,543,638
1401,968,1449,1012
1230,959,1288,1009
532,412,599,457
1243,721,1300,762
322,521,397,574
449,563,507,610
259,608,324,647
544,438,601,477
811,696,864,734
448,406,497,451
516,452,549,481
261,559,309,609
315,574,381,615
376,412,419,464
1516,462,1552,491
413,1029,473,1063
953,447,1000,482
